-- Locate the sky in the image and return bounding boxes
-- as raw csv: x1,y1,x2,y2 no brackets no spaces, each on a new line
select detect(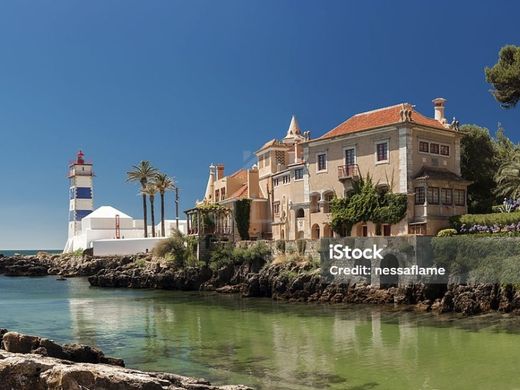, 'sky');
0,0,519,249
